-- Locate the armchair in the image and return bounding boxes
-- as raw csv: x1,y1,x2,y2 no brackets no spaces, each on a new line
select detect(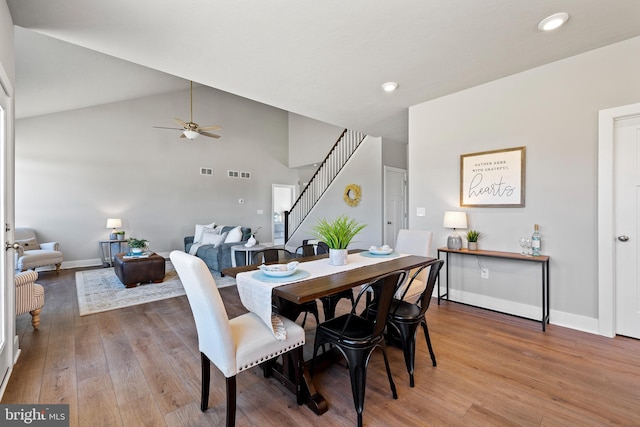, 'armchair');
15,227,63,272
15,270,45,329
